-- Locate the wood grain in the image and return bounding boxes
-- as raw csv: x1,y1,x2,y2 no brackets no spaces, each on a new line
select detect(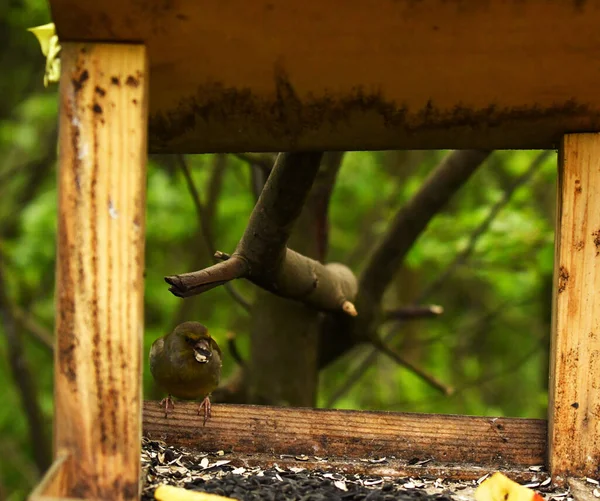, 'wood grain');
47,0,600,152
549,134,600,479
143,401,547,468
53,43,148,500
192,452,549,483
29,455,73,501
